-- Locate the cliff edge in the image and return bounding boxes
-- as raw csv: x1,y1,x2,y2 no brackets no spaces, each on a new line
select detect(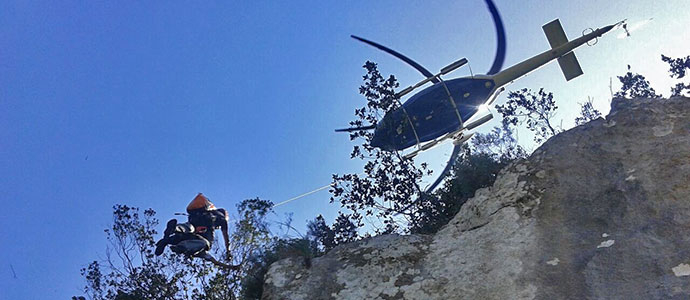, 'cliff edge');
264,97,690,300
